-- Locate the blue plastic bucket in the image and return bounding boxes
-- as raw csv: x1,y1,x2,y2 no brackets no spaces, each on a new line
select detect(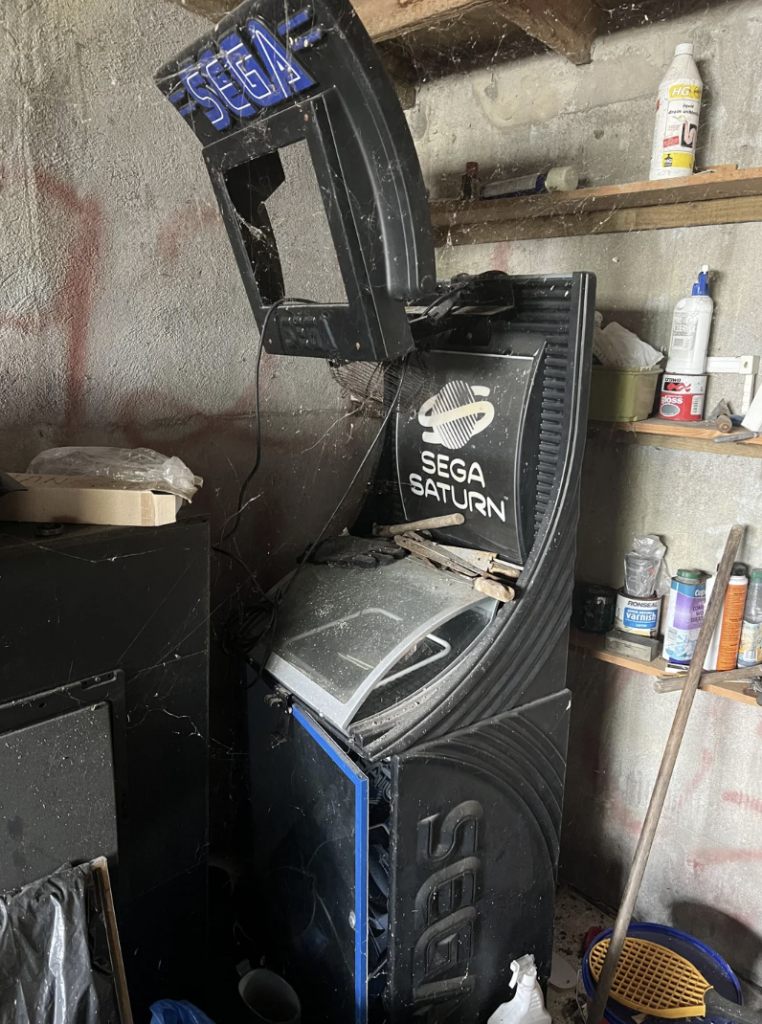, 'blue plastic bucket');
582,922,742,1024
